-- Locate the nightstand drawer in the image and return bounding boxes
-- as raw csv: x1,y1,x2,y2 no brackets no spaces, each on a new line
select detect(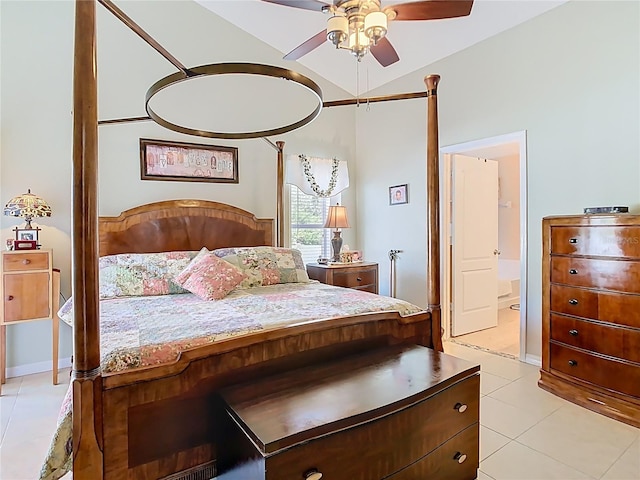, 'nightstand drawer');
3,252,50,271
332,268,376,289
306,262,379,294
